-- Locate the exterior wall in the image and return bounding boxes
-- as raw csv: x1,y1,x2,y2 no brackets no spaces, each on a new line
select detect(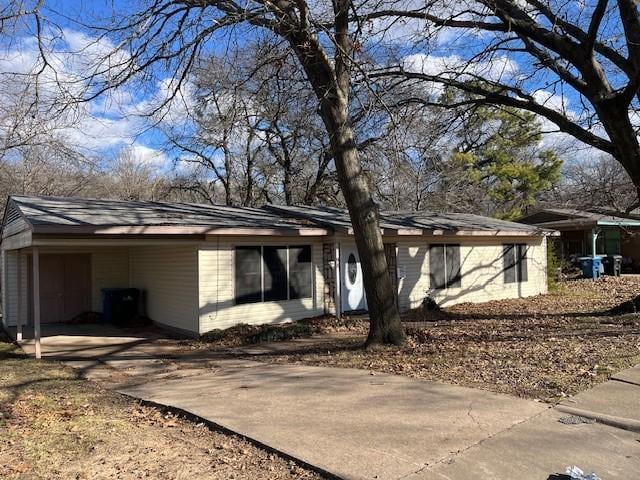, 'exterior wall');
17,253,27,327
129,245,199,335
1,250,27,328
1,250,13,327
1,201,29,241
1,250,5,328
396,236,548,310
91,248,130,311
198,237,325,333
